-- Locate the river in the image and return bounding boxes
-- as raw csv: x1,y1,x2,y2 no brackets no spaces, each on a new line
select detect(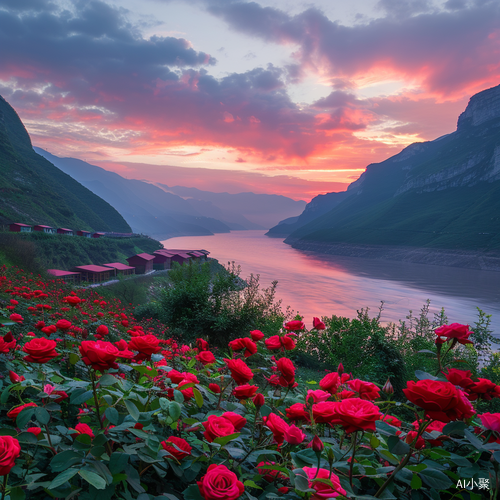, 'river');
161,230,500,337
